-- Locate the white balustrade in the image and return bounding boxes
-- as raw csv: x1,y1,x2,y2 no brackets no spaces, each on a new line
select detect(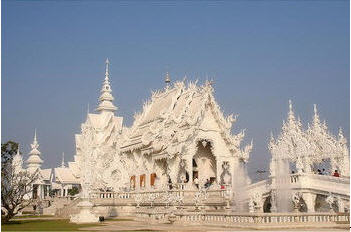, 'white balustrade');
135,211,349,225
